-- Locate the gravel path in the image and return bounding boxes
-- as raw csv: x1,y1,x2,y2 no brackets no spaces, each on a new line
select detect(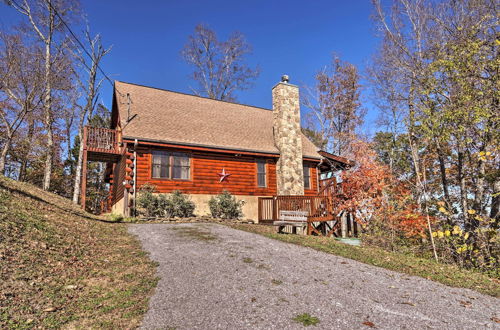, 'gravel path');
129,223,499,330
